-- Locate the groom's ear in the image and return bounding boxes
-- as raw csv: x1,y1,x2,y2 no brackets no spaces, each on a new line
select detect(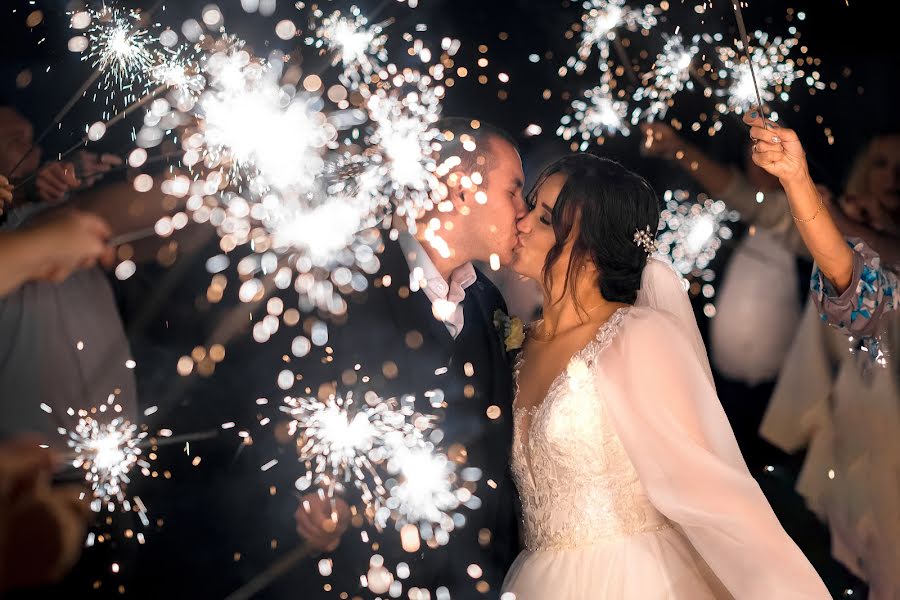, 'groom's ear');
452,185,474,212
441,170,476,214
